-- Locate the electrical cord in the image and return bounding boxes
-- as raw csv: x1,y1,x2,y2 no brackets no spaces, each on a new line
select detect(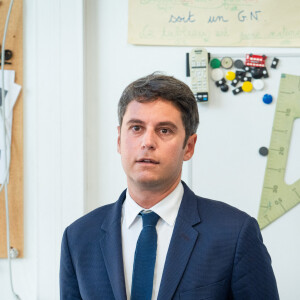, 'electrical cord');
0,123,12,193
1,0,21,299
